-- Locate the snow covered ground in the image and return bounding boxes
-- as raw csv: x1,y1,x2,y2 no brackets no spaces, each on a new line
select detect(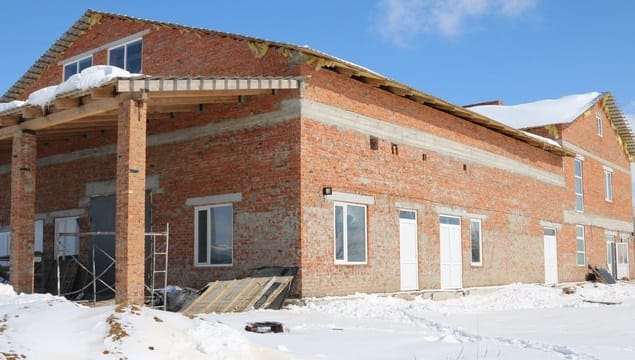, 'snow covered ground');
1,282,634,359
